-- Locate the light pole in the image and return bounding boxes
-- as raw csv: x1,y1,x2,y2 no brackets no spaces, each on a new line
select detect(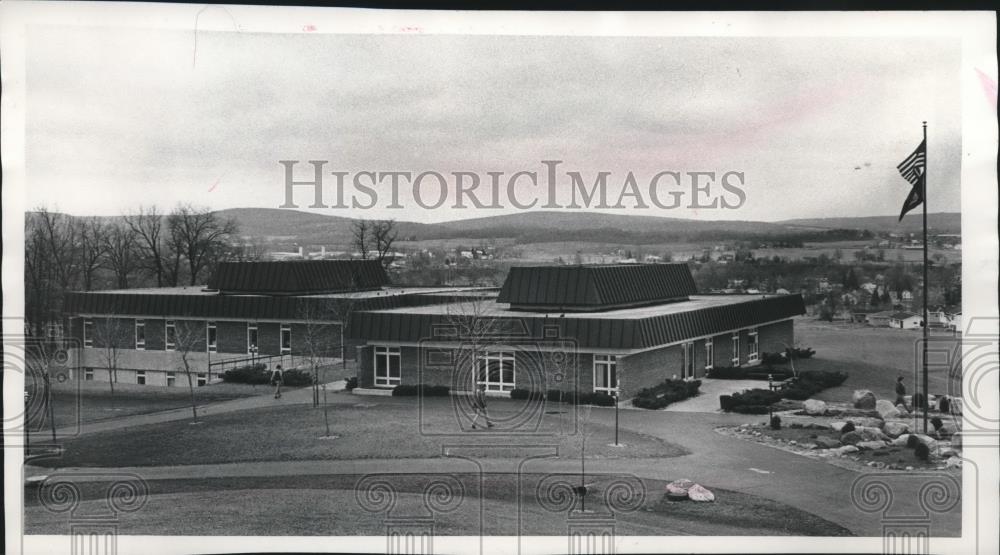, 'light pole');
613,390,620,446
322,383,331,437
